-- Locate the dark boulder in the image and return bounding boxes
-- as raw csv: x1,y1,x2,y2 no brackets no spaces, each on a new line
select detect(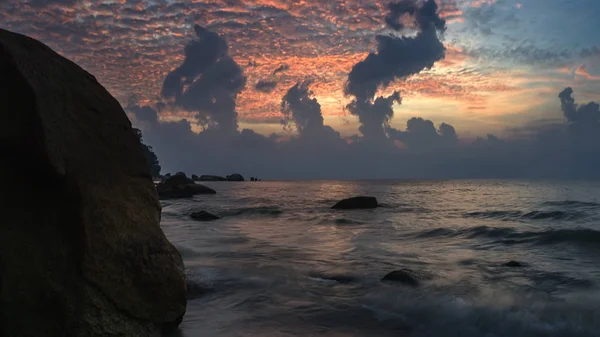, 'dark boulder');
503,260,524,268
191,174,199,181
156,175,216,199
226,173,245,181
190,211,220,222
332,196,378,209
199,175,226,181
381,269,420,287
0,29,186,336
